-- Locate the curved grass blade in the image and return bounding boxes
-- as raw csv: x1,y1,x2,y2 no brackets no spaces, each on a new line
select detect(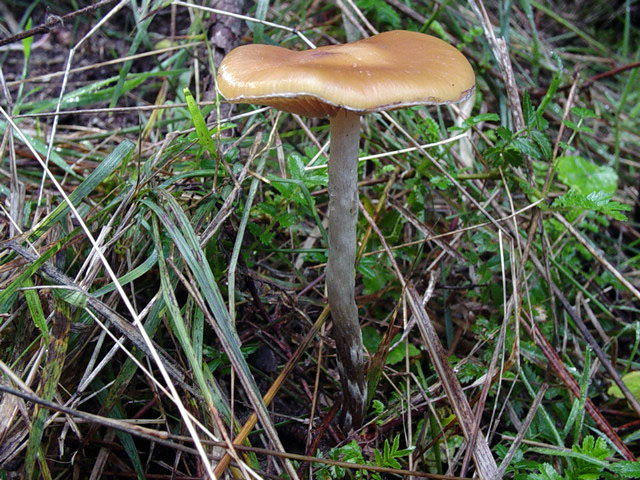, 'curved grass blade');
92,249,158,297
228,155,266,319
151,215,232,421
143,190,299,479
28,139,135,243
20,70,185,114
109,1,154,109
0,121,81,179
